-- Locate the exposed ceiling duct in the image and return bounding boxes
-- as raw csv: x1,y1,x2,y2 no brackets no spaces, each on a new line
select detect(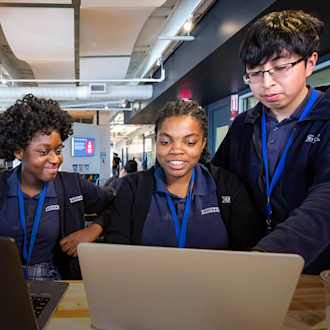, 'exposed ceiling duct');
0,85,153,102
132,0,202,79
